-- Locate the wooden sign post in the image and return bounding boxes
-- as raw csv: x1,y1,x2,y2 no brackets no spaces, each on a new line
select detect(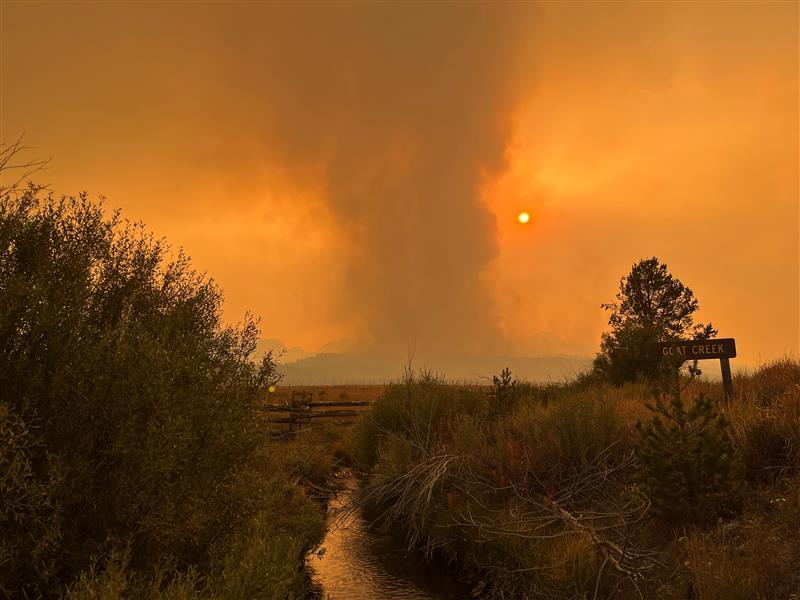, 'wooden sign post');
651,338,737,398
